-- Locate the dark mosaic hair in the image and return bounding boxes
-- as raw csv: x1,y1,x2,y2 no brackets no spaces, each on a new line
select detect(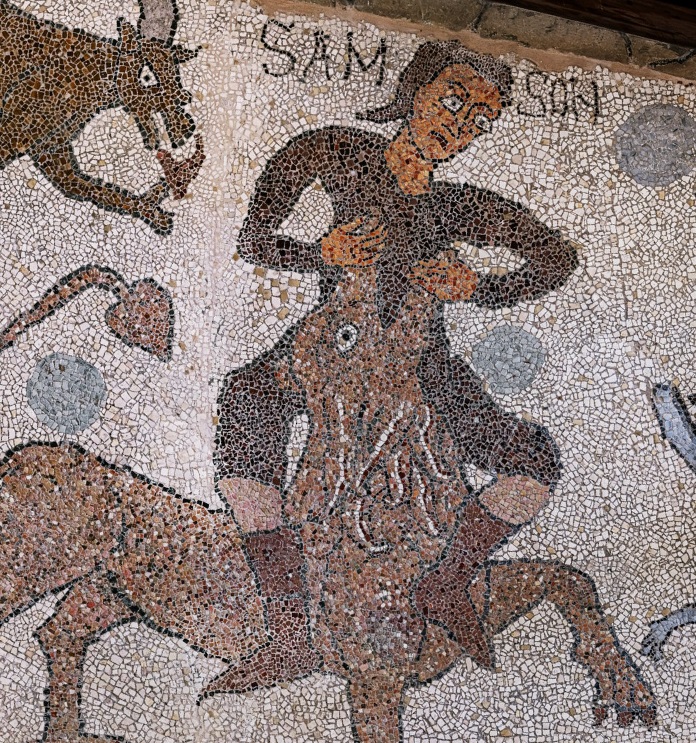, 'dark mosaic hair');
358,41,514,123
